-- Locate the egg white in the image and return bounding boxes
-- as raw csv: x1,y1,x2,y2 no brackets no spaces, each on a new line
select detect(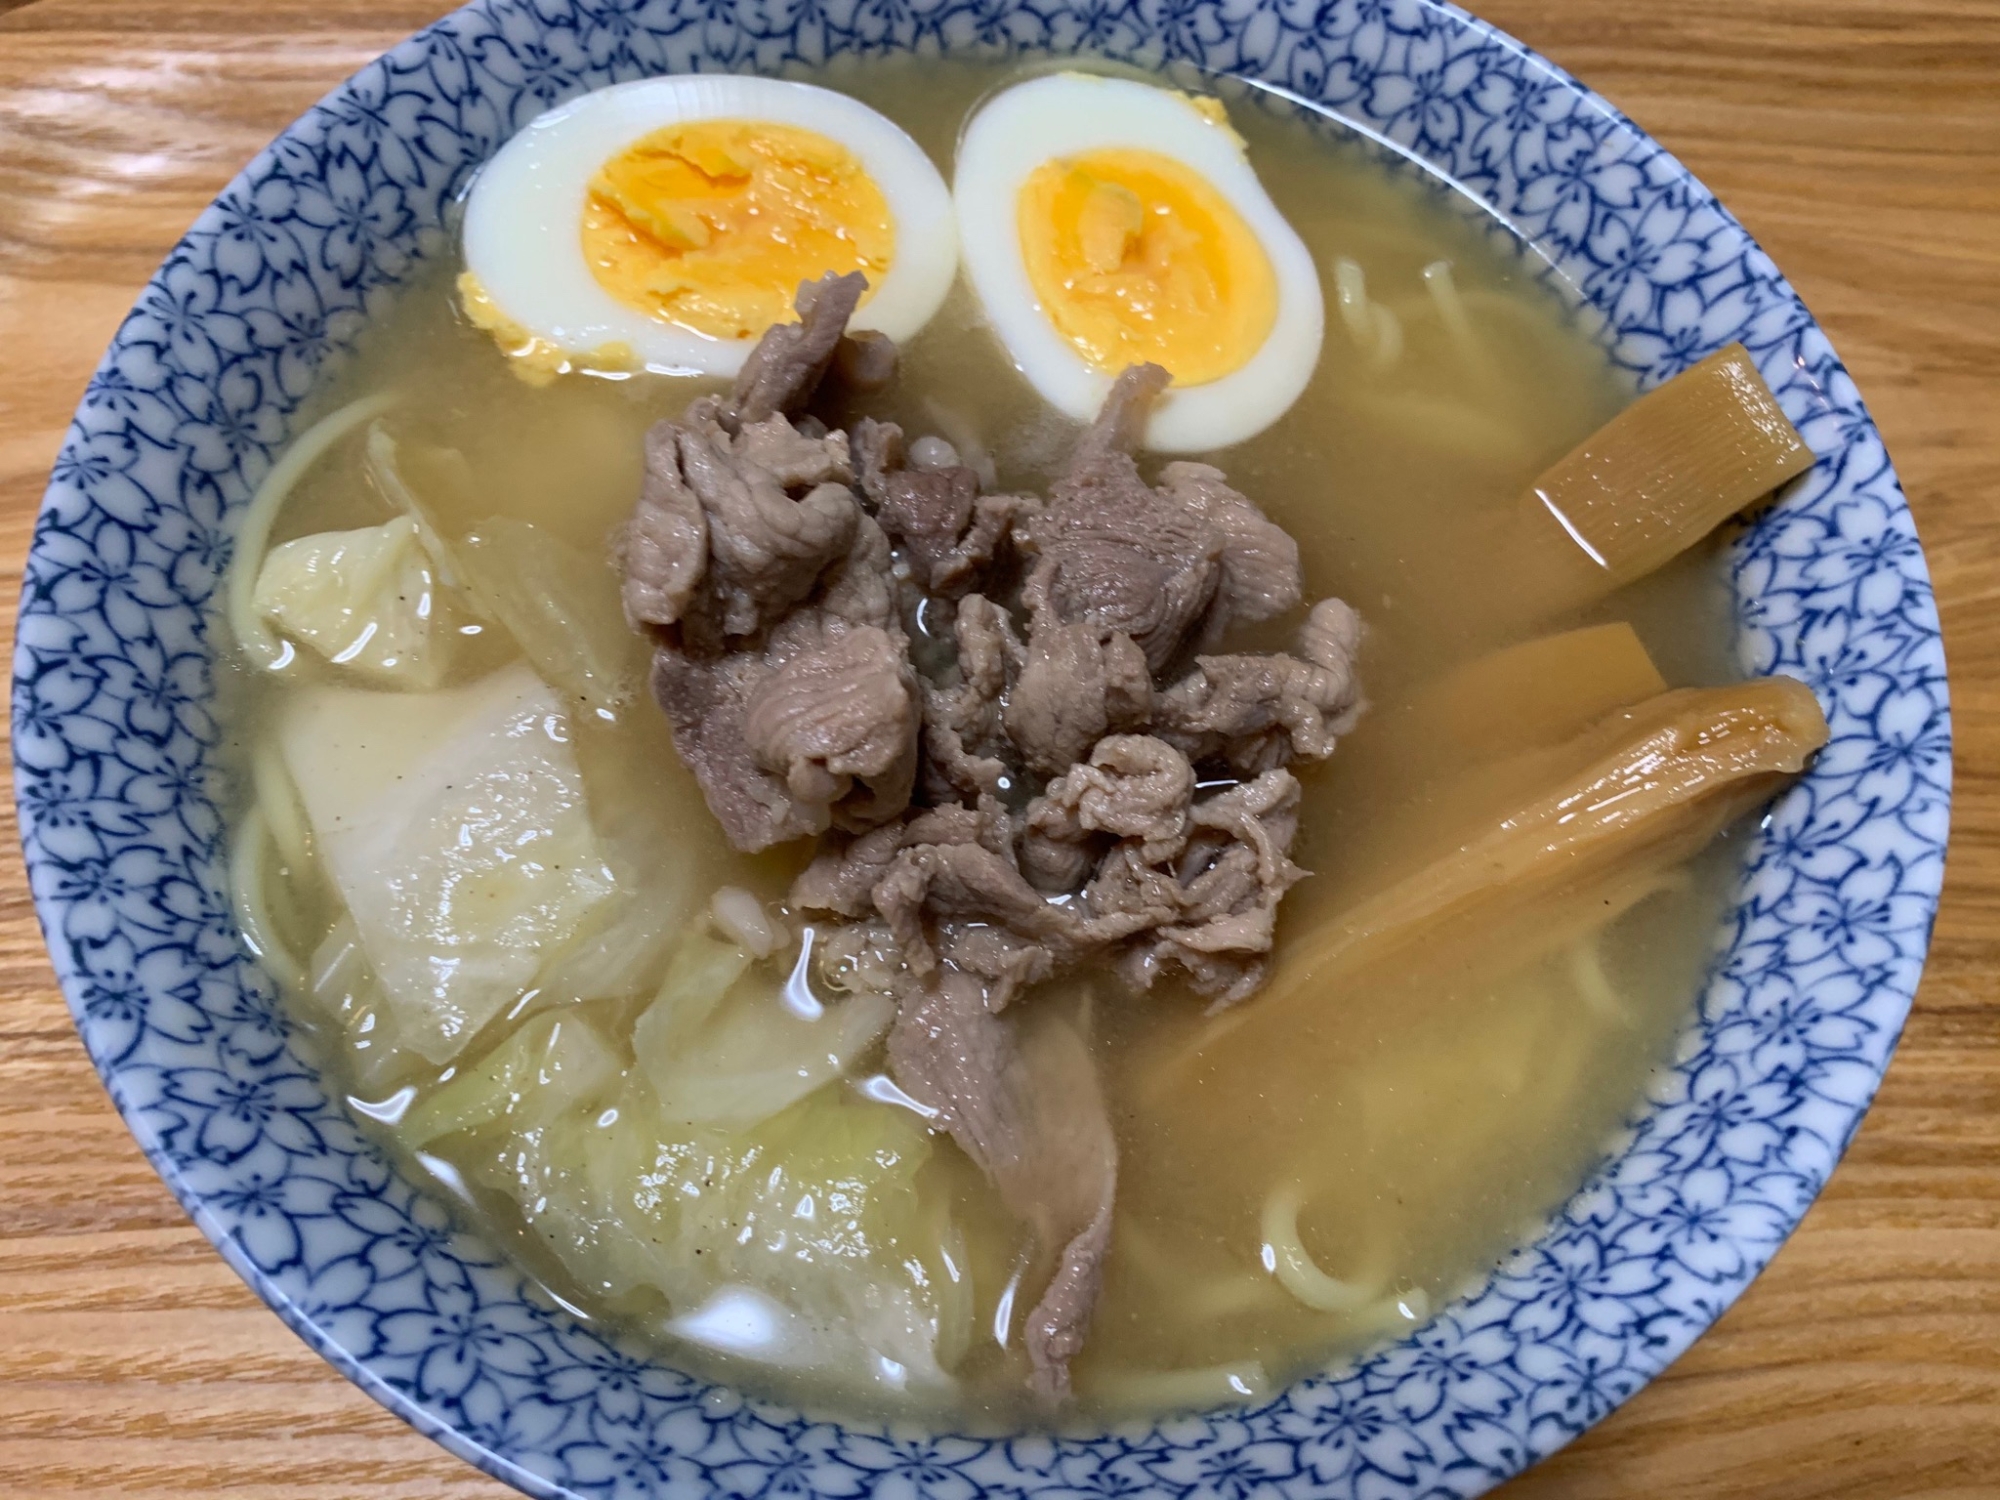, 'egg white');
463,76,959,378
954,74,1326,453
